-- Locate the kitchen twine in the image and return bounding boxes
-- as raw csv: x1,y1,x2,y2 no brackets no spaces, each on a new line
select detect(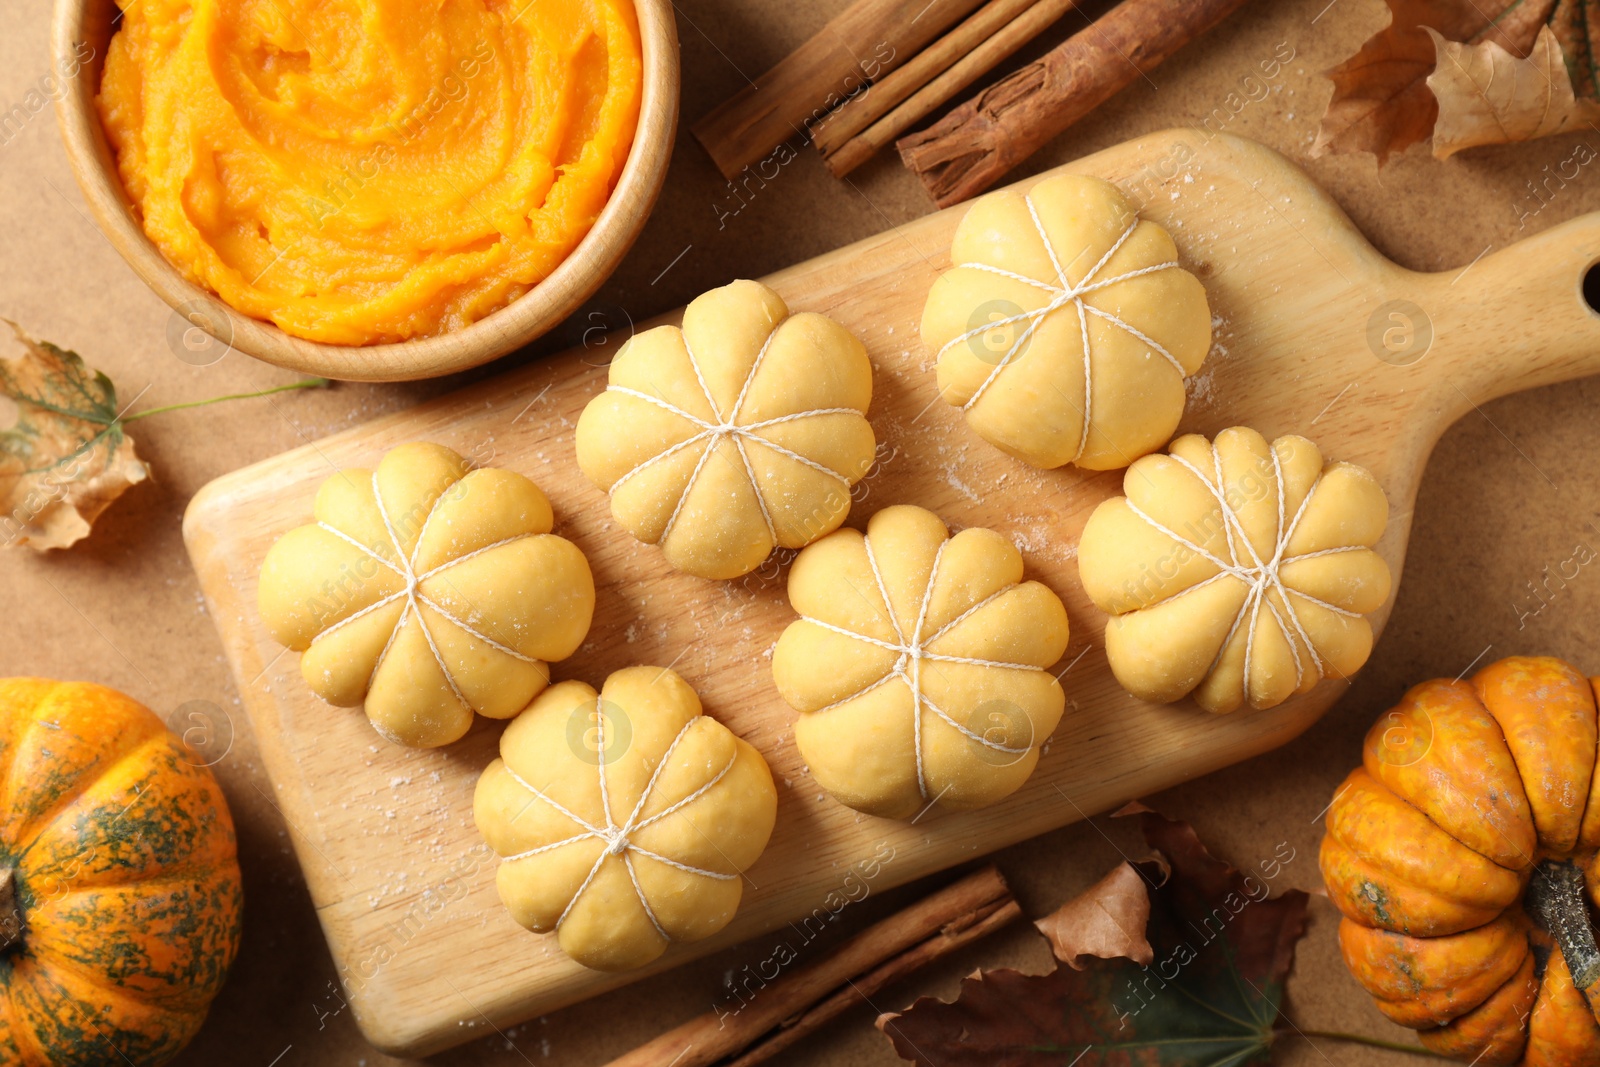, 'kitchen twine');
1121,442,1367,704
798,537,1038,801
497,707,738,943
937,194,1187,464
322,476,743,941
309,471,541,712
604,324,864,546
